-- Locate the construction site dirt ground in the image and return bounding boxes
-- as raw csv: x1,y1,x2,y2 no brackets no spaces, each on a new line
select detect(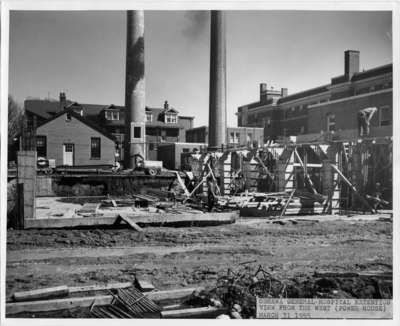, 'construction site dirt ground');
6,215,392,300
